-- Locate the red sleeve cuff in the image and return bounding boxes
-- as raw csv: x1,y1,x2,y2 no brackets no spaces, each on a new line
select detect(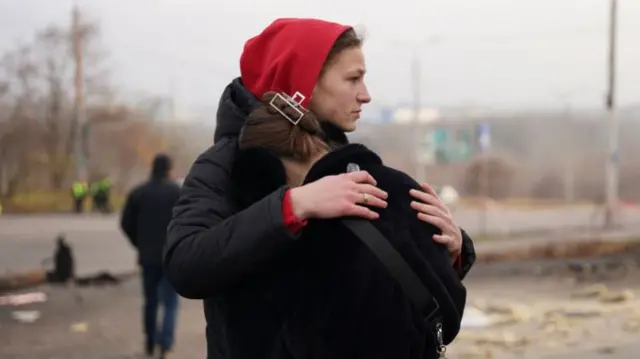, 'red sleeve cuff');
453,253,463,270
282,189,308,234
